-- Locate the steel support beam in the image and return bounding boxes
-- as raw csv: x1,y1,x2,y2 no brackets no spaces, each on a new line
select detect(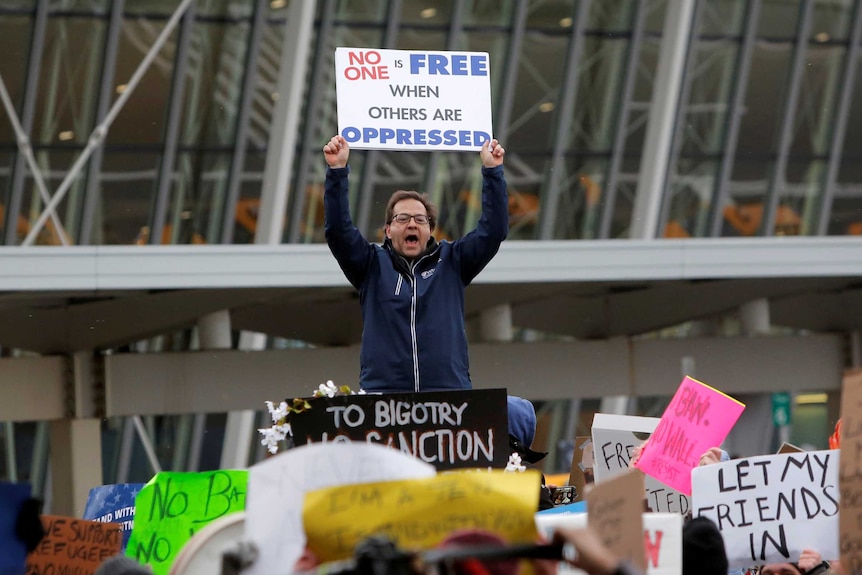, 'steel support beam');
49,419,102,517
629,0,696,239
255,0,317,245
707,0,761,237
220,0,267,244
759,0,814,237
657,0,705,236
150,0,196,245
4,0,51,245
78,0,126,245
816,0,862,235
537,0,590,240
599,0,647,239
99,334,845,417
23,0,195,246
